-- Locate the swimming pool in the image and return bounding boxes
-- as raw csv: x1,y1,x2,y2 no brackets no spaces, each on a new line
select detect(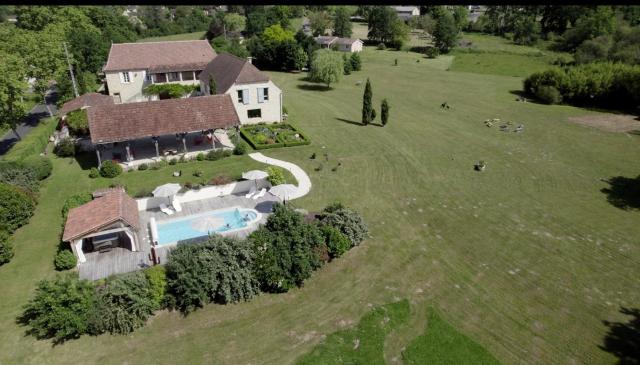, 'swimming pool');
154,207,260,246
